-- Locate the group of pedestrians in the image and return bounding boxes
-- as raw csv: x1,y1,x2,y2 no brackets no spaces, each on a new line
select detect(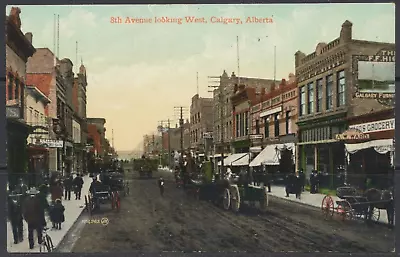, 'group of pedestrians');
7,173,85,250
